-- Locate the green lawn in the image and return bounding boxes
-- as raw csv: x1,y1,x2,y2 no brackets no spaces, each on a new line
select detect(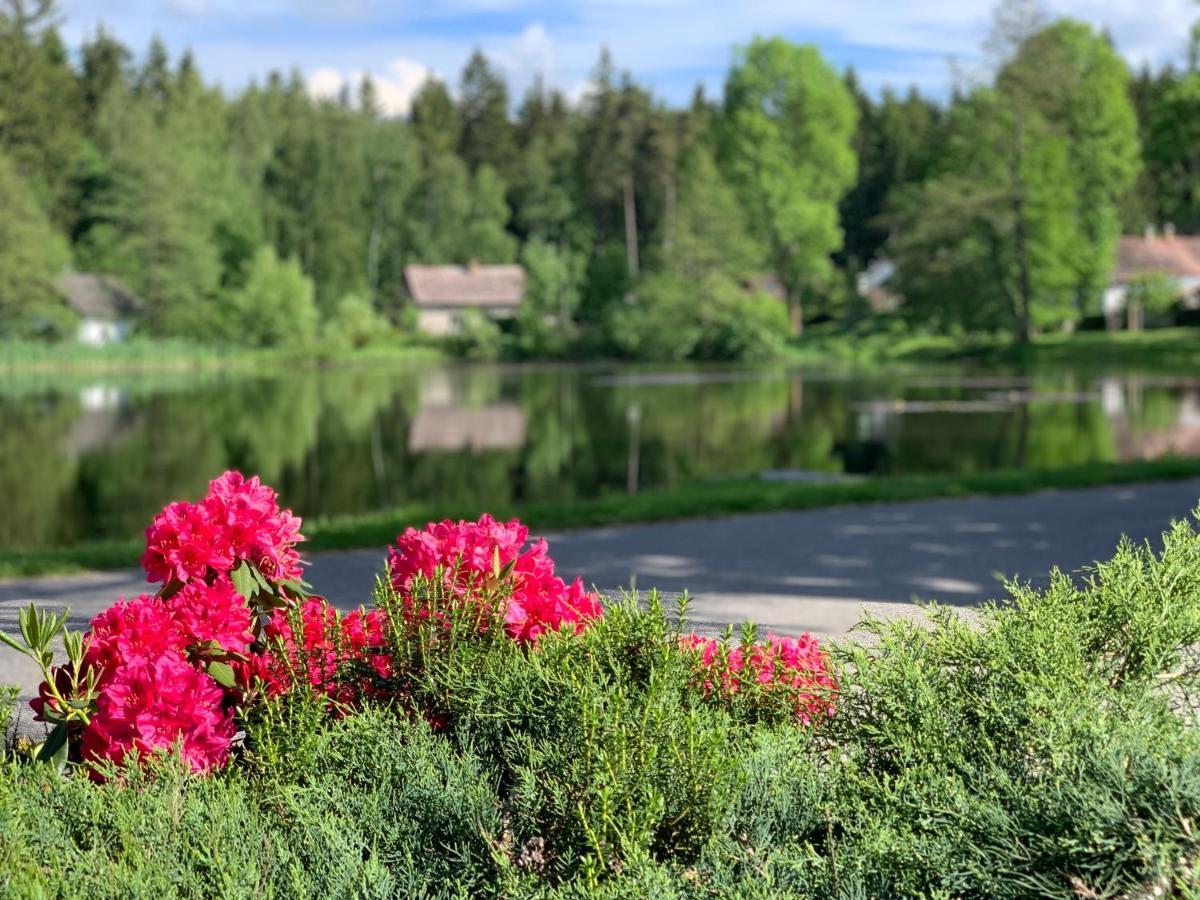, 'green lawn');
0,337,443,374
5,456,1200,579
8,325,1200,375
790,322,1200,371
